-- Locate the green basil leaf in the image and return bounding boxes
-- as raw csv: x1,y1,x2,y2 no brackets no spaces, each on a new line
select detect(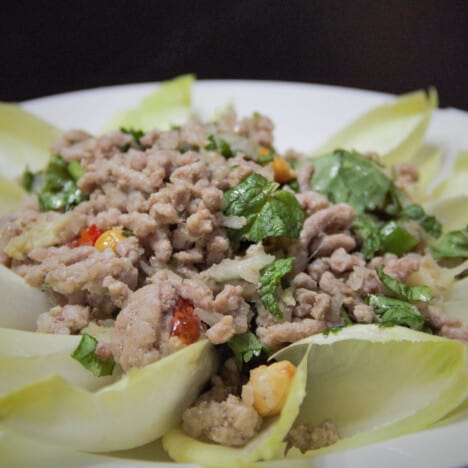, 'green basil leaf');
400,203,442,238
379,221,419,256
71,334,115,377
367,295,425,330
259,257,294,319
431,225,468,260
376,264,432,302
224,174,304,242
227,332,264,367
